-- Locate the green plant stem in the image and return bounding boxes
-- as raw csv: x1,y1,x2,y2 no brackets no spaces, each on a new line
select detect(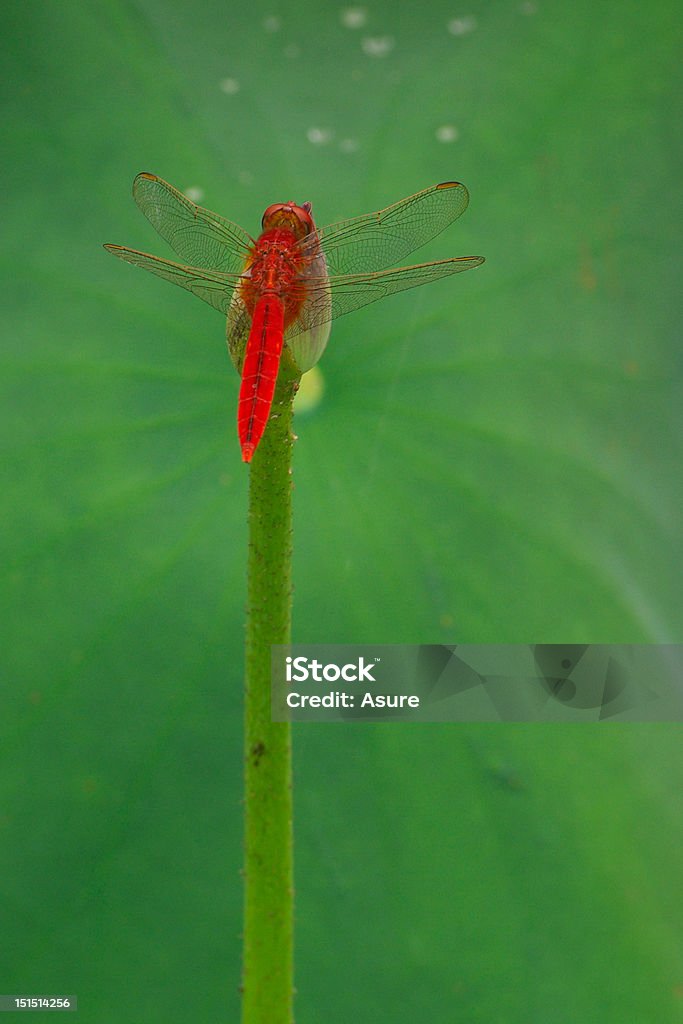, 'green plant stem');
242,352,300,1024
